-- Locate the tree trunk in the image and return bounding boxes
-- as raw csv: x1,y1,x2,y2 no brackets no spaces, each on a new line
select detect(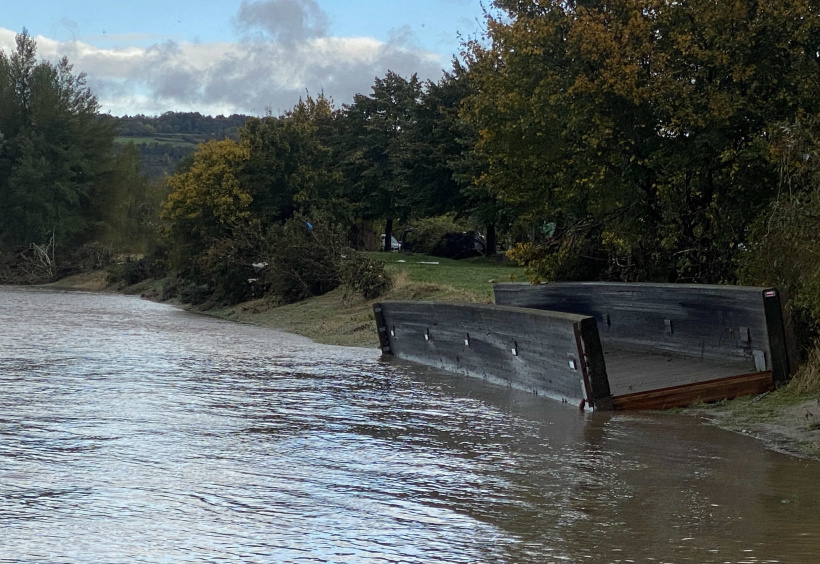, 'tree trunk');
383,218,394,252
485,223,497,256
